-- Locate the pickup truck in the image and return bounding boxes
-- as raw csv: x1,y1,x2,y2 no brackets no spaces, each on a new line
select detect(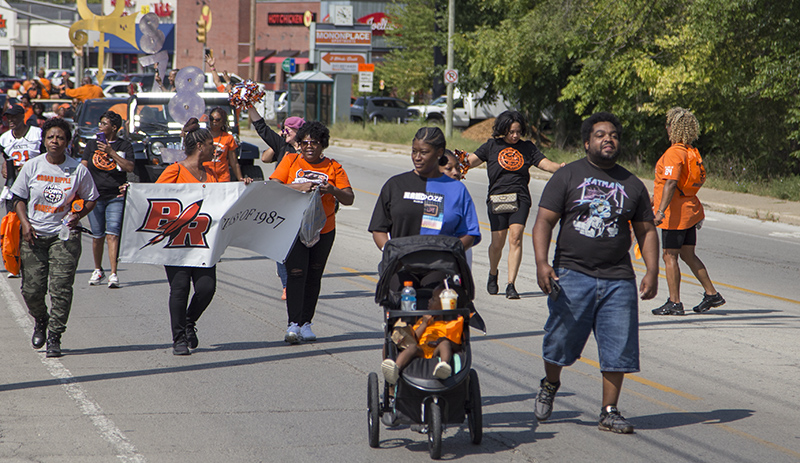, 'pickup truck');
408,91,511,128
